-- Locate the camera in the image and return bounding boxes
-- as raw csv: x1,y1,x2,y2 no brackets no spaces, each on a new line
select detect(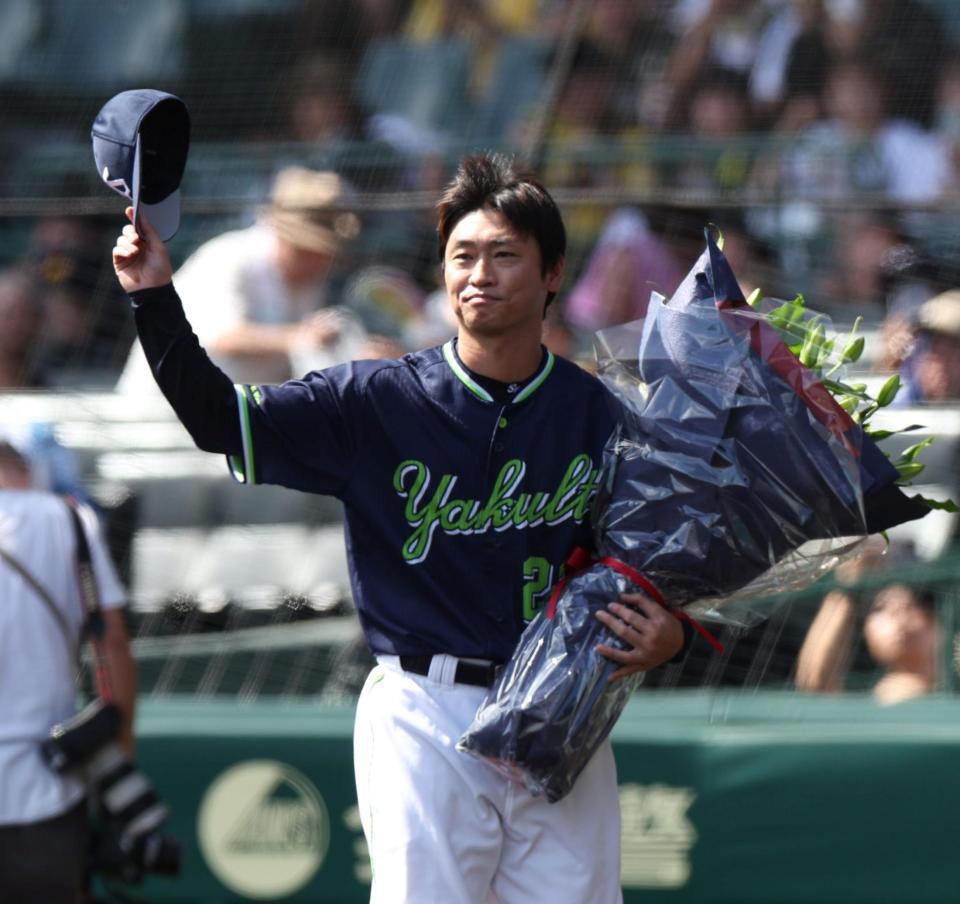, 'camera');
42,698,181,883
